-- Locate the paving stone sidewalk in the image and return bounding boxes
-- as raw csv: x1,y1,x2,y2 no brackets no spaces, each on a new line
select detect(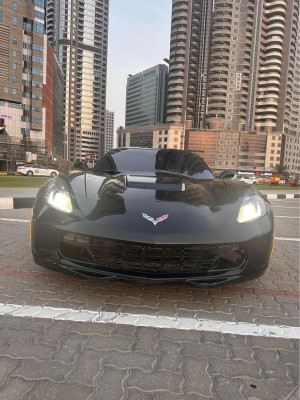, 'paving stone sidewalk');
0,315,299,400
